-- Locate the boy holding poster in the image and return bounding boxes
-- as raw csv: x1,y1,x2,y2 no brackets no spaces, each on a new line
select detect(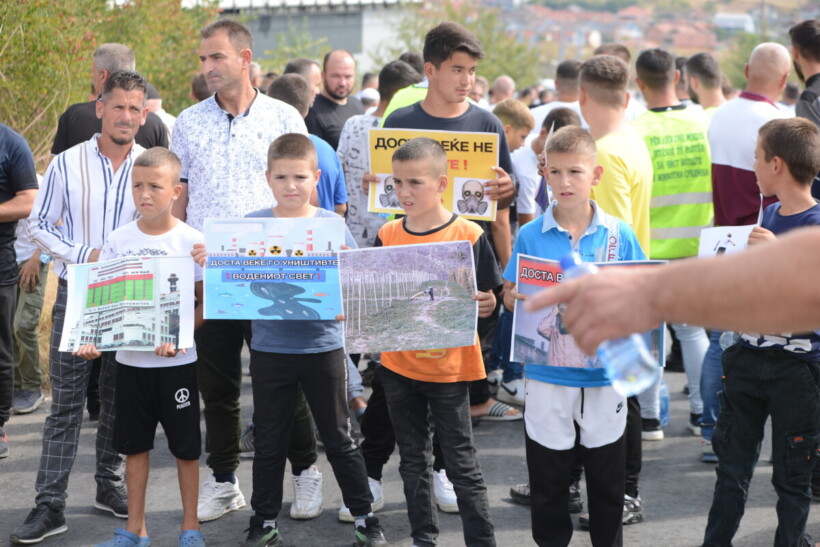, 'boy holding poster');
374,137,501,546
502,127,644,547
74,148,206,547
193,134,387,547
